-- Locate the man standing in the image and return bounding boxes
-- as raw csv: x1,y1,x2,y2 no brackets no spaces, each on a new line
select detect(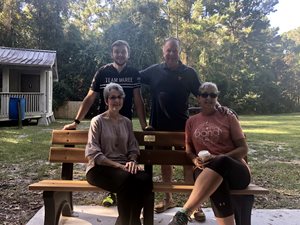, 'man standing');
140,37,206,222
63,40,148,206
